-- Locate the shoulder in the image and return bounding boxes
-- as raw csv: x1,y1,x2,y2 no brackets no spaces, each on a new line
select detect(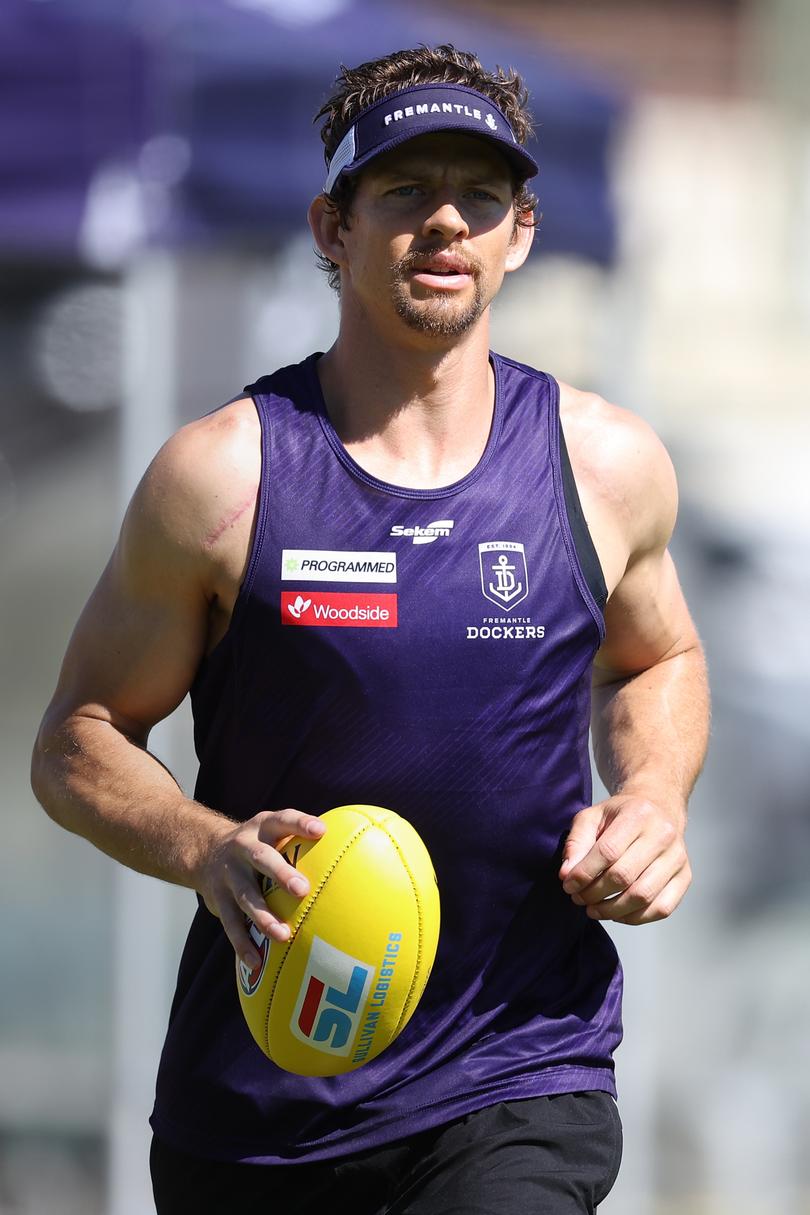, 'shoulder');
121,396,261,586
558,382,678,557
